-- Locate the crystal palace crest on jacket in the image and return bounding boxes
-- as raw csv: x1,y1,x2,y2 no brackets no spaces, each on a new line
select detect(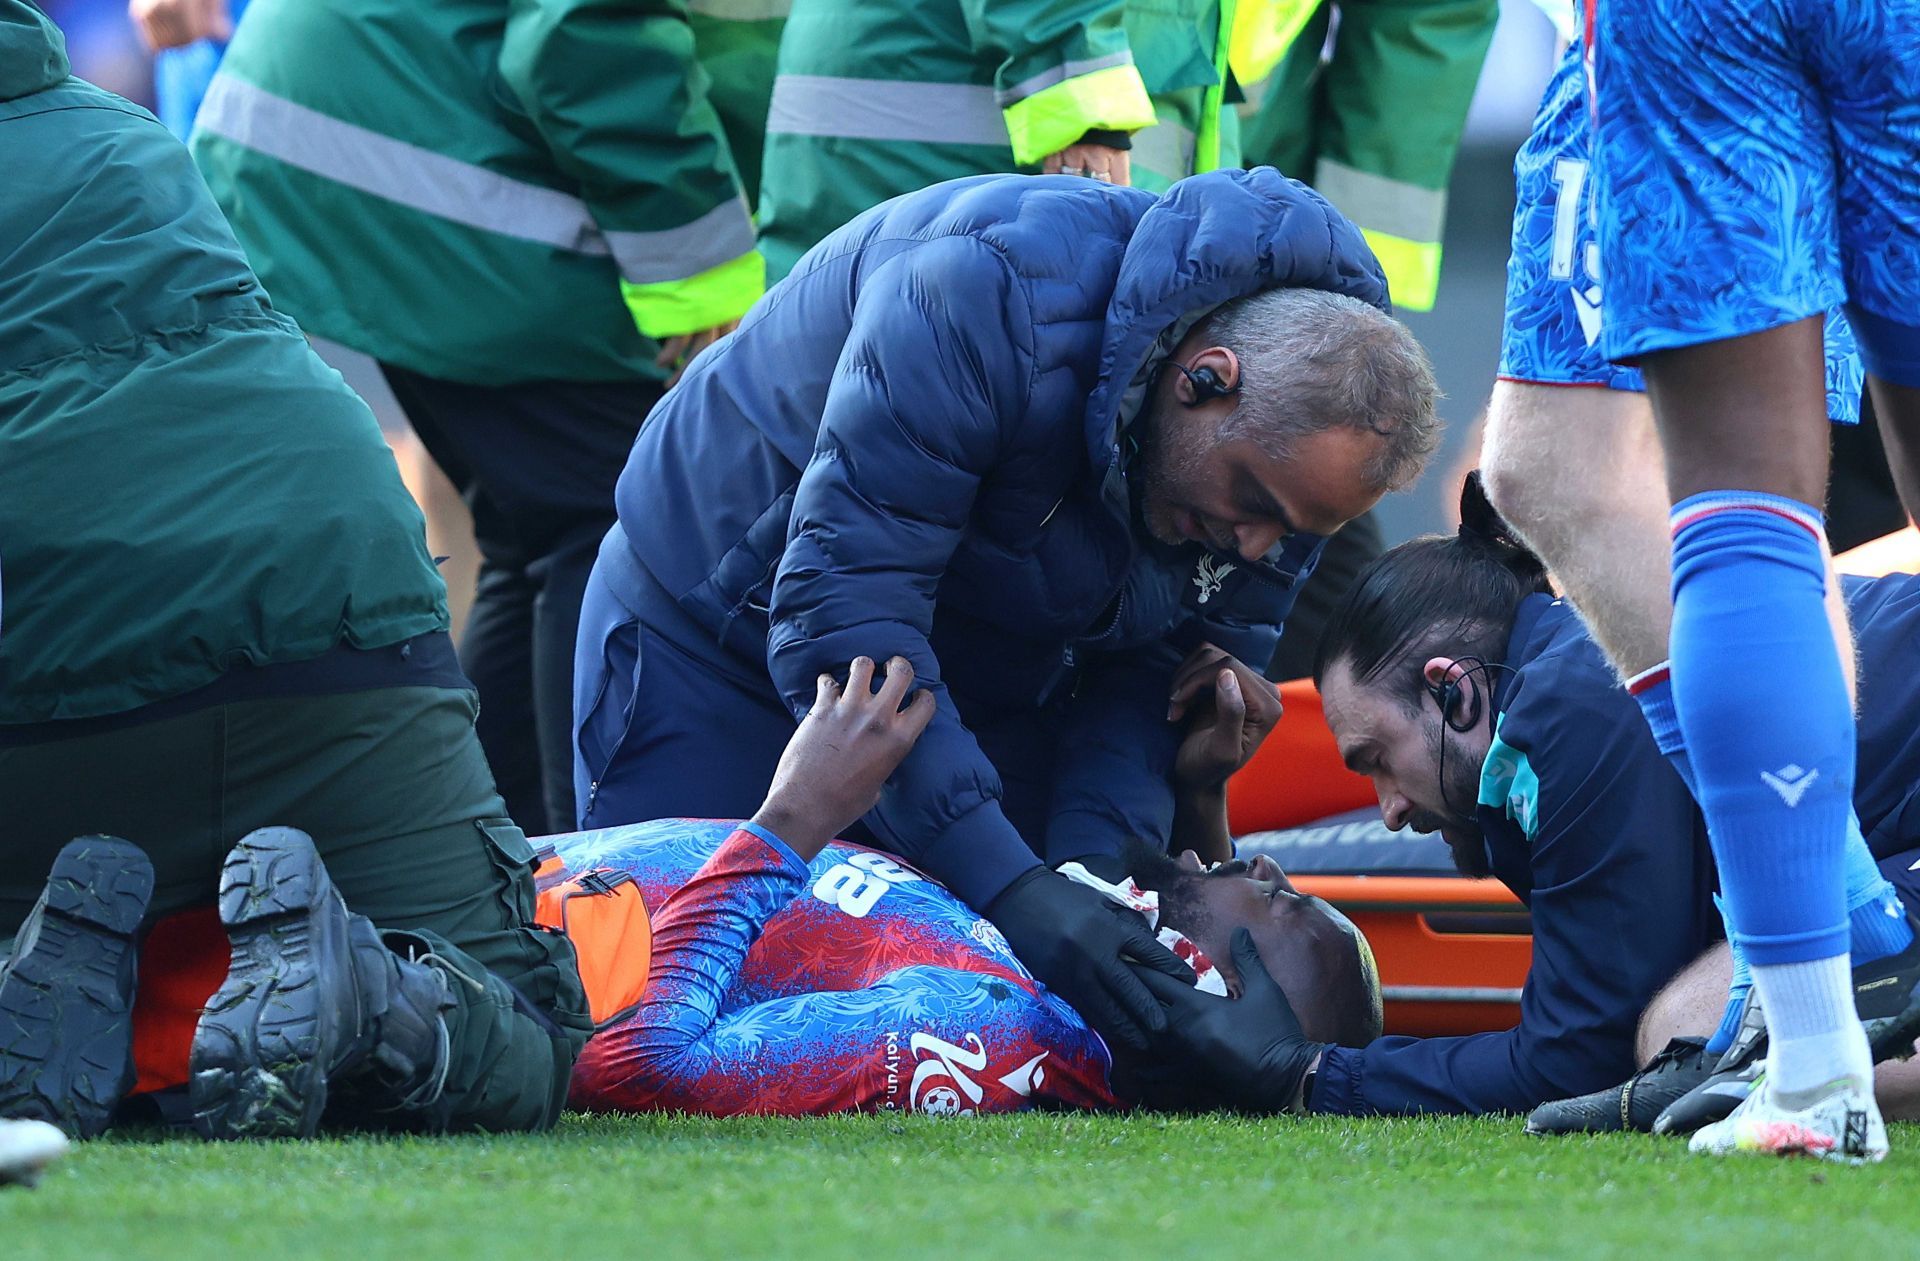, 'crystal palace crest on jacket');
1193,554,1236,604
